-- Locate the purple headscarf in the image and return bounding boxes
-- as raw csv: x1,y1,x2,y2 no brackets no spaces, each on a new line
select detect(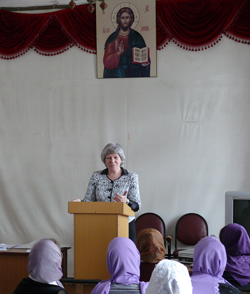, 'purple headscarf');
220,223,250,286
91,237,148,294
191,236,230,294
28,239,64,287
